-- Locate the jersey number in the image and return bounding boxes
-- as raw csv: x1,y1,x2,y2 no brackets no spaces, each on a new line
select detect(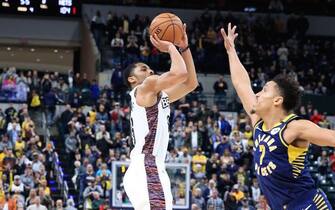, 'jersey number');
259,145,266,165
